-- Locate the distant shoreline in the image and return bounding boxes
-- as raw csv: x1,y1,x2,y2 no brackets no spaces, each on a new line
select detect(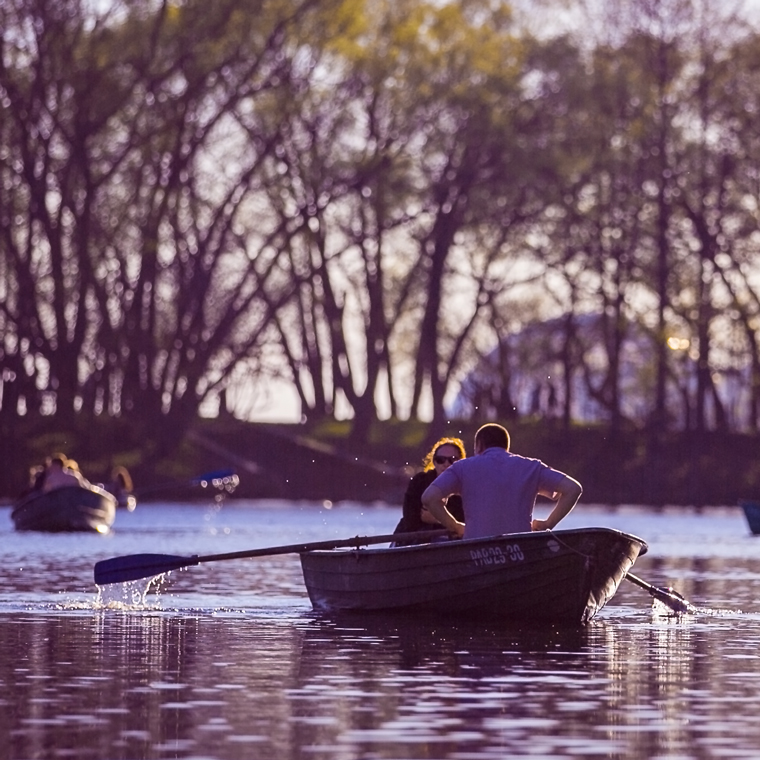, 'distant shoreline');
1,416,758,507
